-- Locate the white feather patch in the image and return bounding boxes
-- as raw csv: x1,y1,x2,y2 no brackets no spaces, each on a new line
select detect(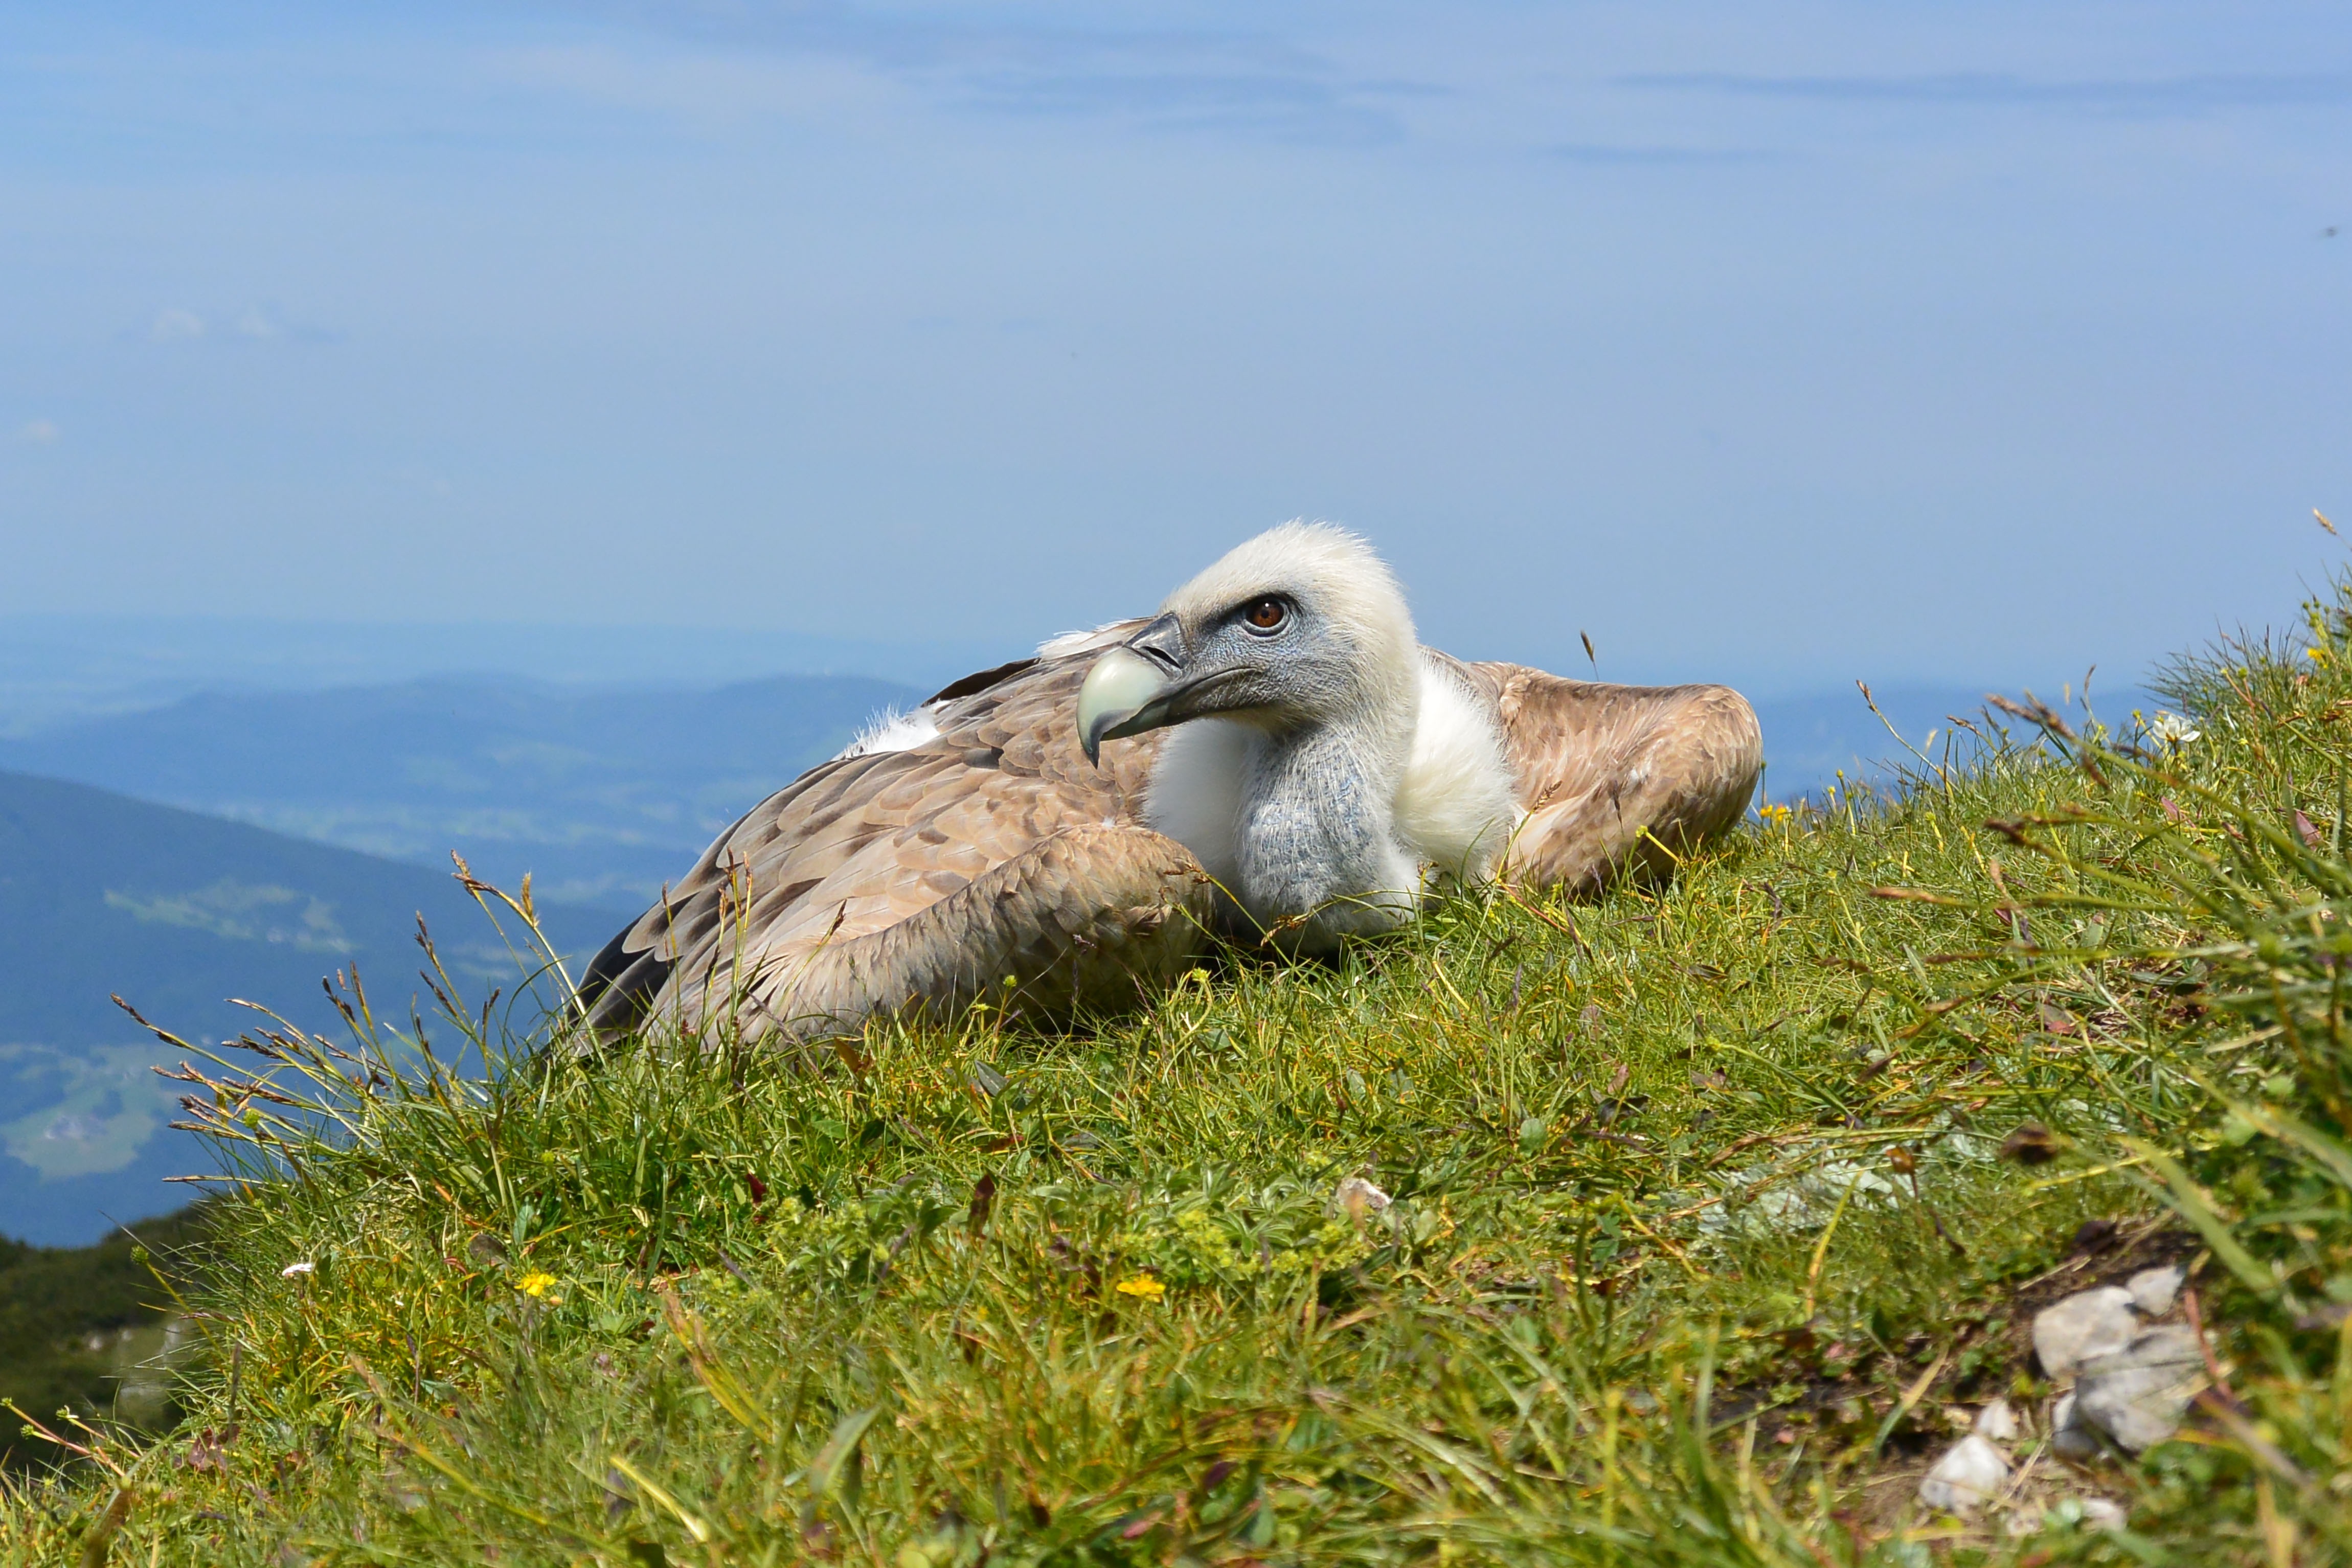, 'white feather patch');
1142,717,1250,890
1035,621,1138,661
833,705,940,760
1395,660,1521,884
